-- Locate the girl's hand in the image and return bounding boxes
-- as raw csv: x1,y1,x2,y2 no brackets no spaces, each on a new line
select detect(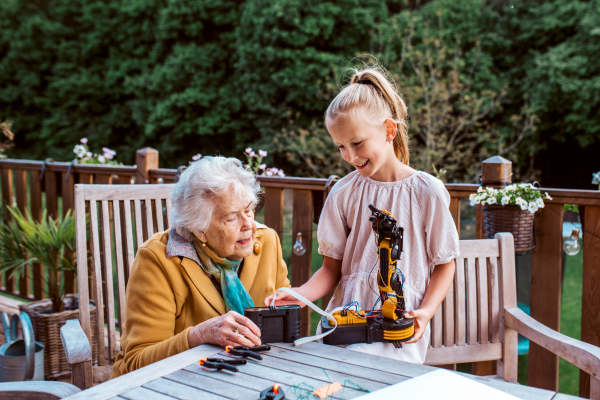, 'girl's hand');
188,311,261,348
402,309,433,344
264,288,307,307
